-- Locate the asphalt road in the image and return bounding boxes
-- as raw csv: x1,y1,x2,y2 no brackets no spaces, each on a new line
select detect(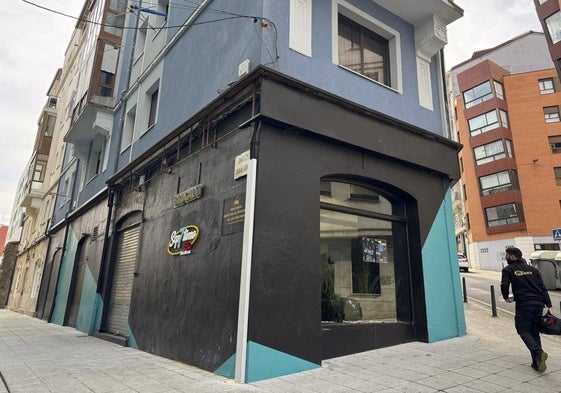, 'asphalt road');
460,270,561,316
